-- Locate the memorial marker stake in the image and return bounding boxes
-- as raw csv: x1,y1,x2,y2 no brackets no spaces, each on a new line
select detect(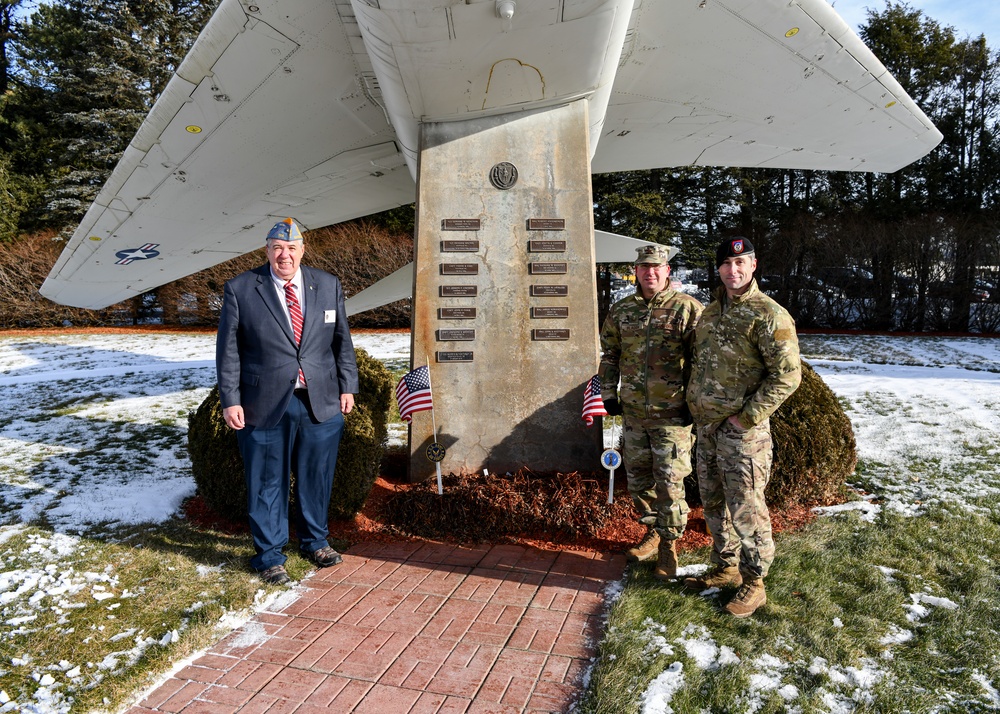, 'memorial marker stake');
426,355,443,495
600,417,622,504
